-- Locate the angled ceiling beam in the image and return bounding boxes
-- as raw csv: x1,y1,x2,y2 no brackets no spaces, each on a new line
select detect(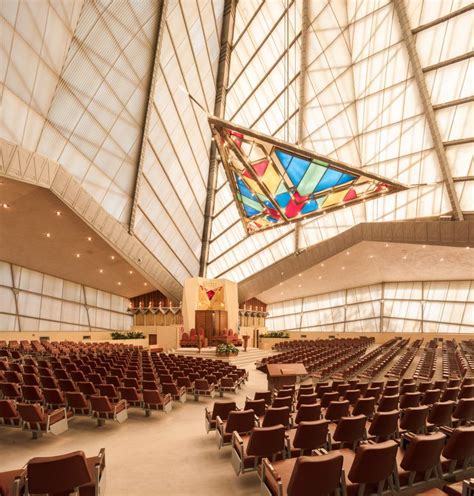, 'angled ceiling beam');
411,4,473,34
432,95,474,111
422,51,474,73
393,0,464,221
128,0,168,235
199,0,237,277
